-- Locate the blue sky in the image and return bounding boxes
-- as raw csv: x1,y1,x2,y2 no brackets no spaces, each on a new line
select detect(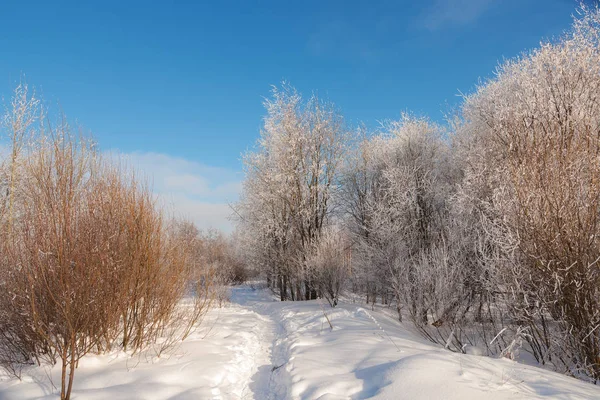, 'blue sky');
0,0,578,231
